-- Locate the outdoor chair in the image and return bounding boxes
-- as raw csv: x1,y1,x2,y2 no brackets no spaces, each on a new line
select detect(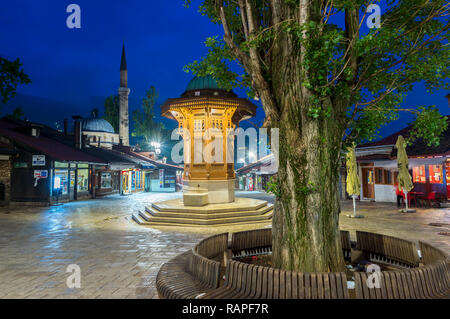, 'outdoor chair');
401,191,418,208
419,191,438,208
